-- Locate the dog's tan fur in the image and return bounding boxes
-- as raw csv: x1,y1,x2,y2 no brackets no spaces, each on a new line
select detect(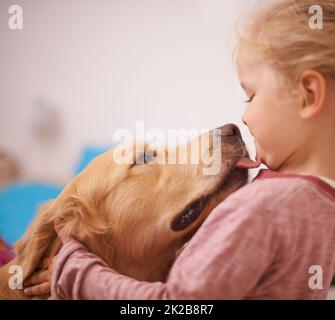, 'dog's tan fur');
0,129,249,299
